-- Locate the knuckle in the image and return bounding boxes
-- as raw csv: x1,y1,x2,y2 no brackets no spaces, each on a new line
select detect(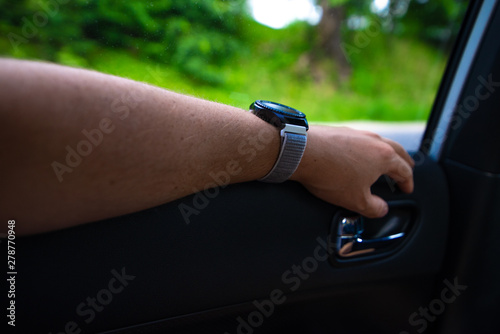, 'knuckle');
356,196,371,214
359,129,381,139
367,131,382,139
377,143,395,160
398,162,412,177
